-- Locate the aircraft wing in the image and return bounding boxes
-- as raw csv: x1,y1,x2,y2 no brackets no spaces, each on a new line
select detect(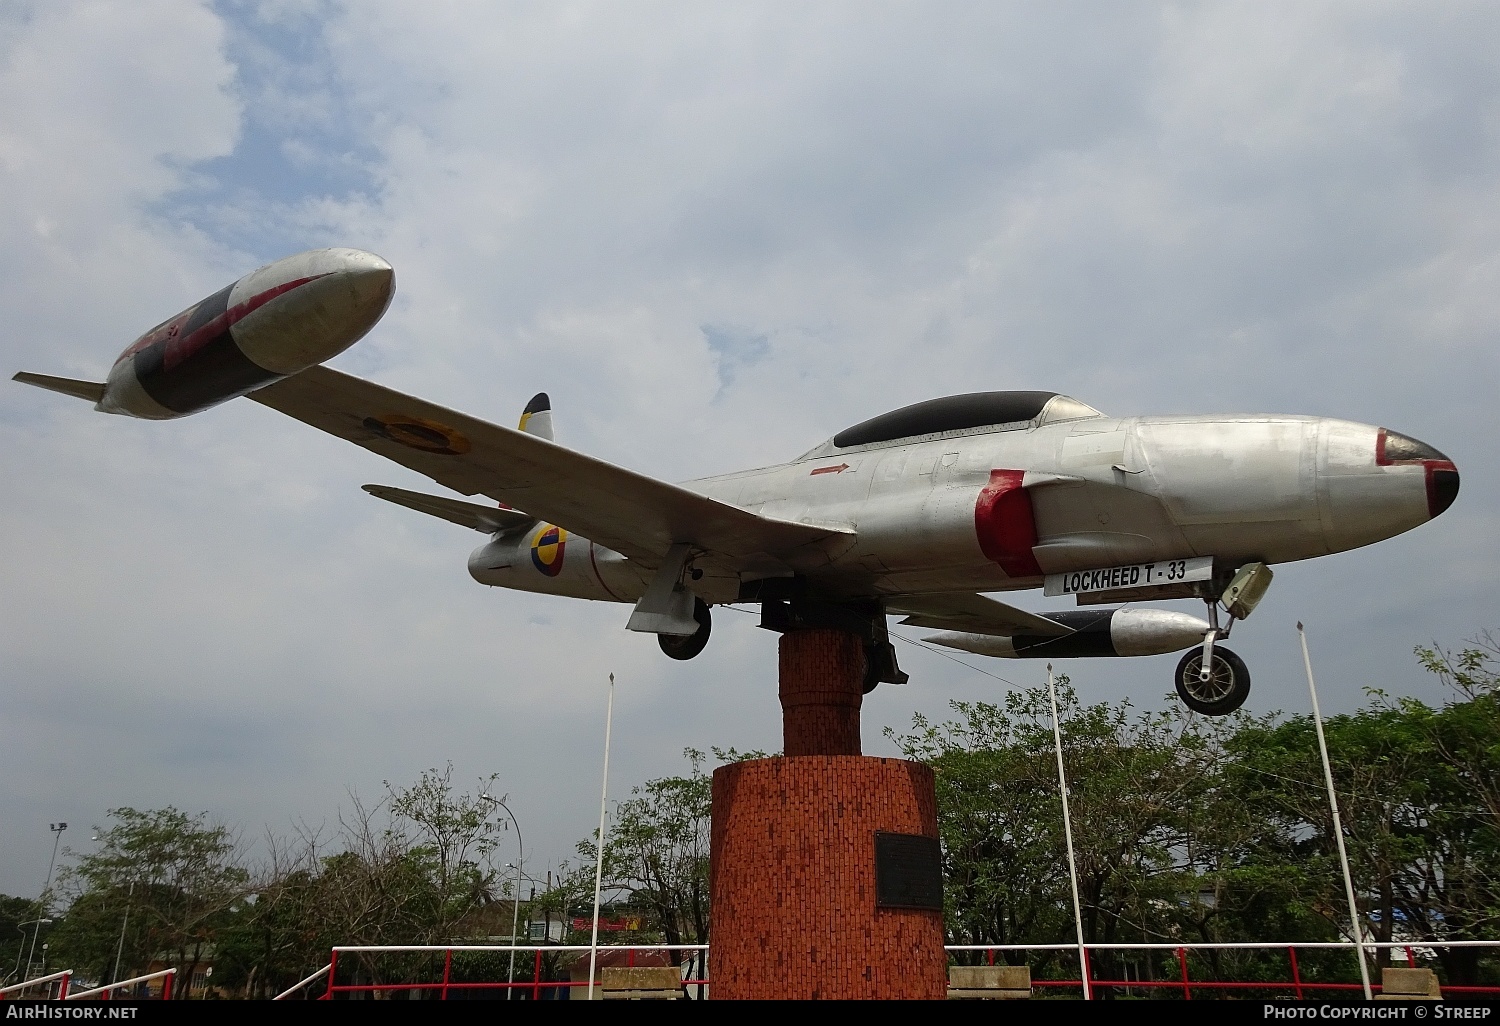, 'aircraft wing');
249,366,846,565
889,593,1071,637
